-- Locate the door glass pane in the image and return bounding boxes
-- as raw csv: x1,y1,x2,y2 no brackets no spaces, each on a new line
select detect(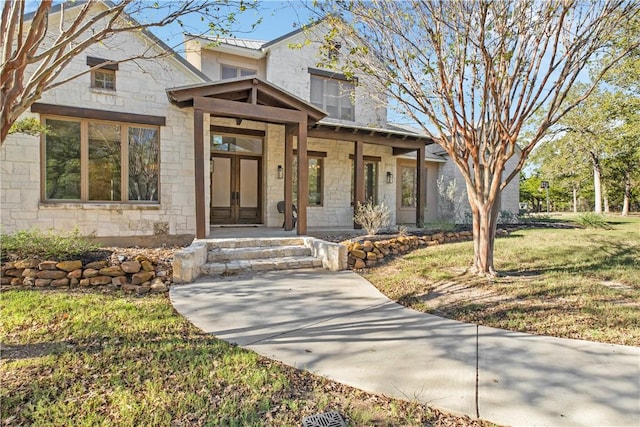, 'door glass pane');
45,119,81,200
88,122,121,201
401,166,417,208
364,161,378,203
212,157,231,207
128,127,159,201
211,135,262,154
239,159,258,208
